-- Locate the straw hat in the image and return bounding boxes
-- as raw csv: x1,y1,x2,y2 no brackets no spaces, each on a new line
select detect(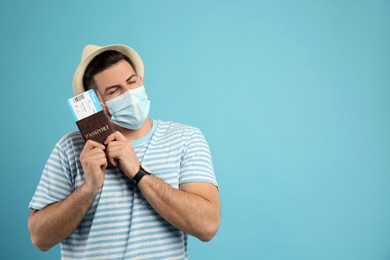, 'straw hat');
72,44,144,95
